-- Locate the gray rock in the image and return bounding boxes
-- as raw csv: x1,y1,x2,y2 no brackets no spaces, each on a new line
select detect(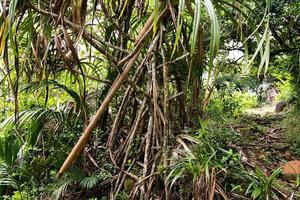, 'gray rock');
275,101,286,113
